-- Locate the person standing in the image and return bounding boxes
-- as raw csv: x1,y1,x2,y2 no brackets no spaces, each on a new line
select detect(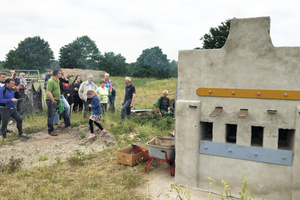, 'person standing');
8,70,20,124
58,70,71,117
0,73,6,88
44,69,52,90
104,73,113,110
71,75,83,113
0,78,29,141
78,74,97,118
0,73,13,134
46,69,70,136
86,90,106,139
96,80,109,114
64,76,74,109
121,77,136,121
108,80,116,113
16,72,27,116
104,73,112,93
52,70,70,124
